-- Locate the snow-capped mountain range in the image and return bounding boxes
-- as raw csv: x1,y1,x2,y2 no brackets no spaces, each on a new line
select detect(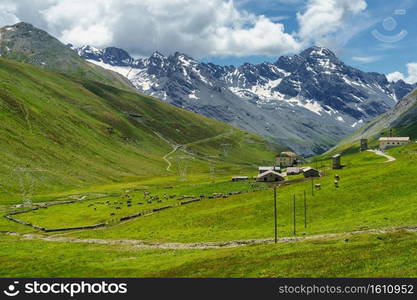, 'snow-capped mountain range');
75,45,416,155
